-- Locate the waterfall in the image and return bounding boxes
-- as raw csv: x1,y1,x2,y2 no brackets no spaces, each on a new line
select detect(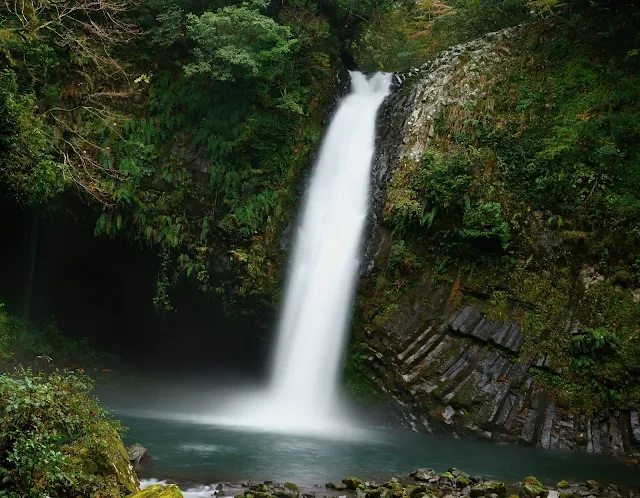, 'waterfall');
153,72,392,435
262,71,392,430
